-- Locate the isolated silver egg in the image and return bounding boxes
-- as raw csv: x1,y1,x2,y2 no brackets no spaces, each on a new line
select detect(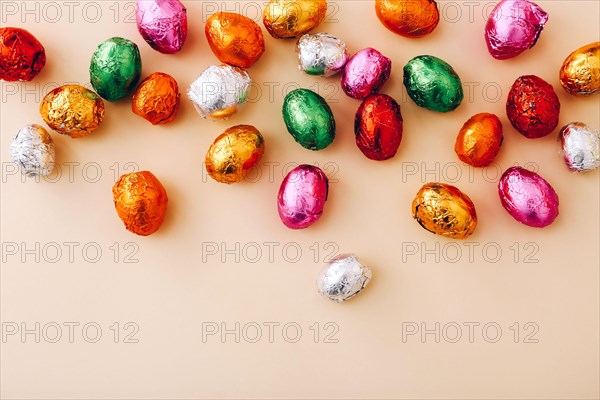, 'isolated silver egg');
187,64,251,120
316,254,372,303
296,33,349,77
9,124,55,176
559,122,600,172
